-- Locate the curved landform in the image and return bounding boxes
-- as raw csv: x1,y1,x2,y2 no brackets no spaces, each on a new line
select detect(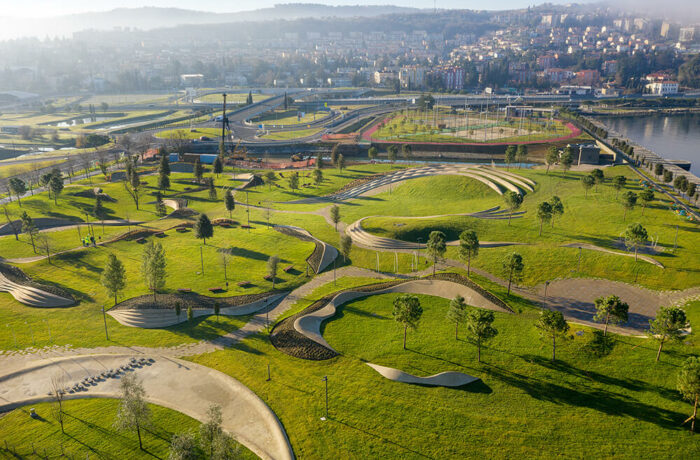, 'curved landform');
560,242,664,268
271,275,511,361
0,263,74,307
347,213,528,251
108,291,287,328
289,165,536,204
365,362,480,387
274,224,339,273
0,354,293,460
